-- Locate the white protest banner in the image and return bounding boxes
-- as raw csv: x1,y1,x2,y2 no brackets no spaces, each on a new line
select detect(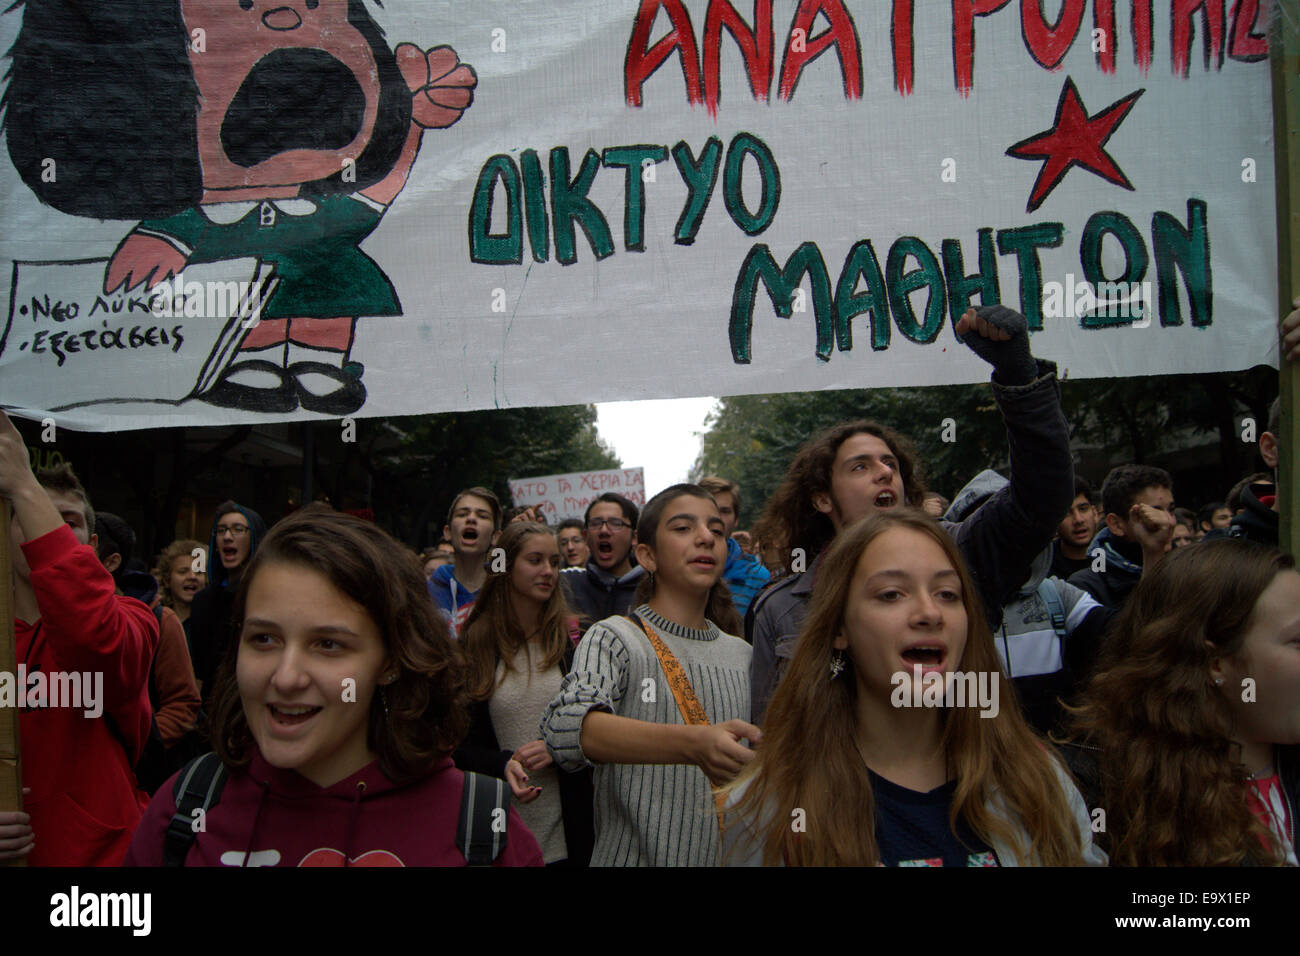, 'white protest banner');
0,1,1279,430
509,467,646,522
3,259,275,410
